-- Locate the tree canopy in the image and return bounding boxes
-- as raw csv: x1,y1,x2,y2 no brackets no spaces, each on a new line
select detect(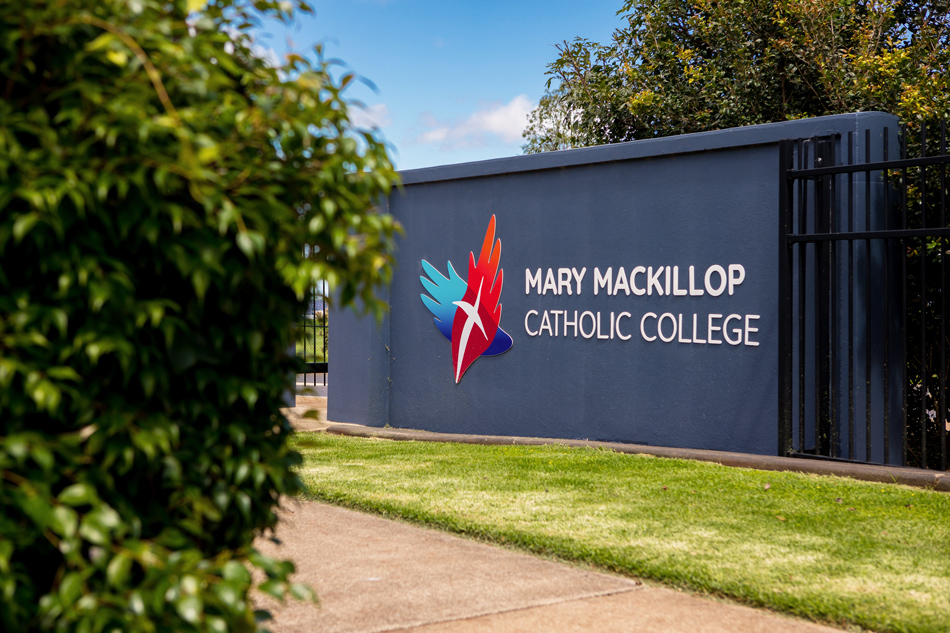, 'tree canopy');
523,0,950,152
0,0,398,631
